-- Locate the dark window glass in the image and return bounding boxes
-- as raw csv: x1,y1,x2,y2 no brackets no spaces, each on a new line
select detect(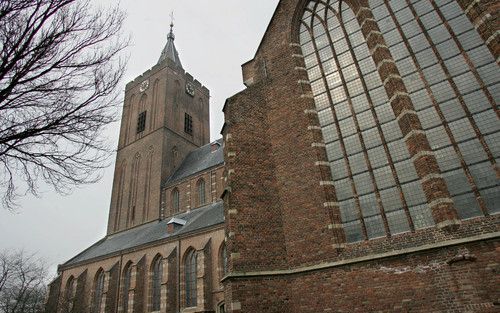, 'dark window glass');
365,214,386,239
435,39,460,60
469,161,497,190
335,178,353,201
185,250,197,307
136,111,147,134
409,204,434,229
343,220,363,242
172,188,180,213
65,277,75,313
440,1,462,20
443,169,471,196
386,209,410,234
152,257,163,311
122,265,132,313
439,99,465,122
468,45,495,68
359,193,378,217
92,271,105,313
448,15,474,35
330,159,348,180
481,186,500,215
221,245,228,276
374,166,396,189
184,113,193,135
197,179,206,206
454,191,482,219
